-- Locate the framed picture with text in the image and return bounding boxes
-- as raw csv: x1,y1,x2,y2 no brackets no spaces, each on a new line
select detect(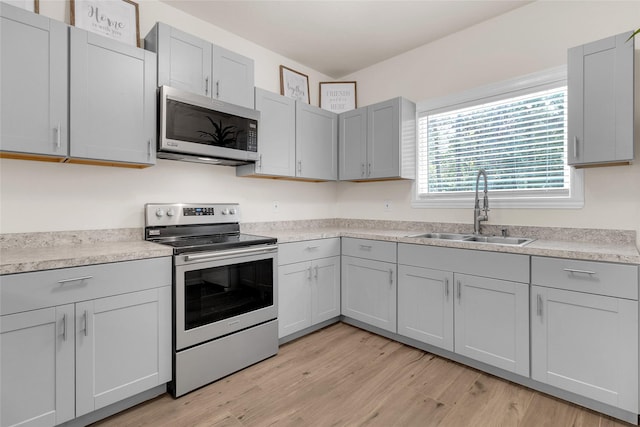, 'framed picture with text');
280,65,310,104
319,81,357,113
71,0,140,47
